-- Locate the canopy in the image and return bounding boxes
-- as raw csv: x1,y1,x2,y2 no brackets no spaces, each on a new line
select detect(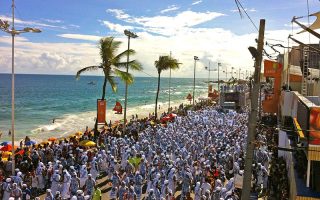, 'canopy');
0,144,17,151
79,140,96,147
25,140,36,146
186,93,192,100
0,141,10,146
48,137,57,142
298,12,320,34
